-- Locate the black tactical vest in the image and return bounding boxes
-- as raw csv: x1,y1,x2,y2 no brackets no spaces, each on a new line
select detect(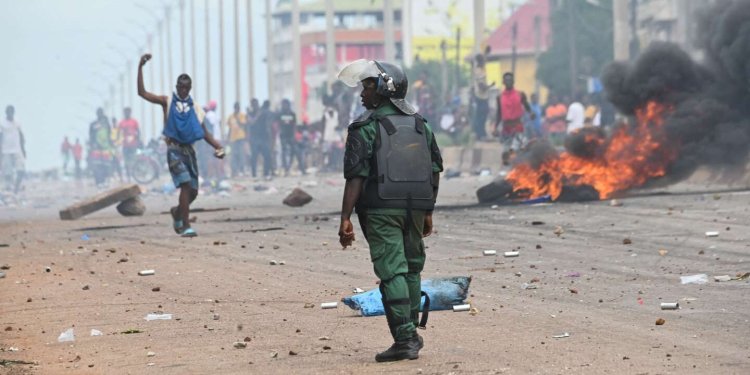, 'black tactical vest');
359,114,436,211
